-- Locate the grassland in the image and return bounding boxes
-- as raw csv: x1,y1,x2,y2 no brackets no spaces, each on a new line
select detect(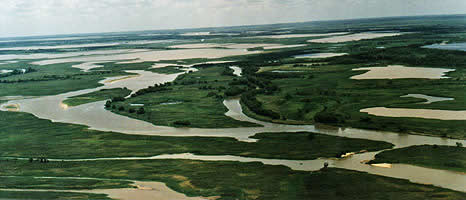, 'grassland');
0,111,392,159
235,32,466,139
0,160,464,200
63,88,132,107
0,176,132,190
369,145,466,172
0,62,129,97
0,191,111,200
